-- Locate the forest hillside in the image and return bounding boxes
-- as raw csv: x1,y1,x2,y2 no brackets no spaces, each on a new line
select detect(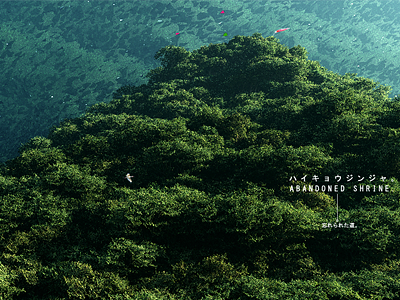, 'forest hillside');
1,33,400,299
